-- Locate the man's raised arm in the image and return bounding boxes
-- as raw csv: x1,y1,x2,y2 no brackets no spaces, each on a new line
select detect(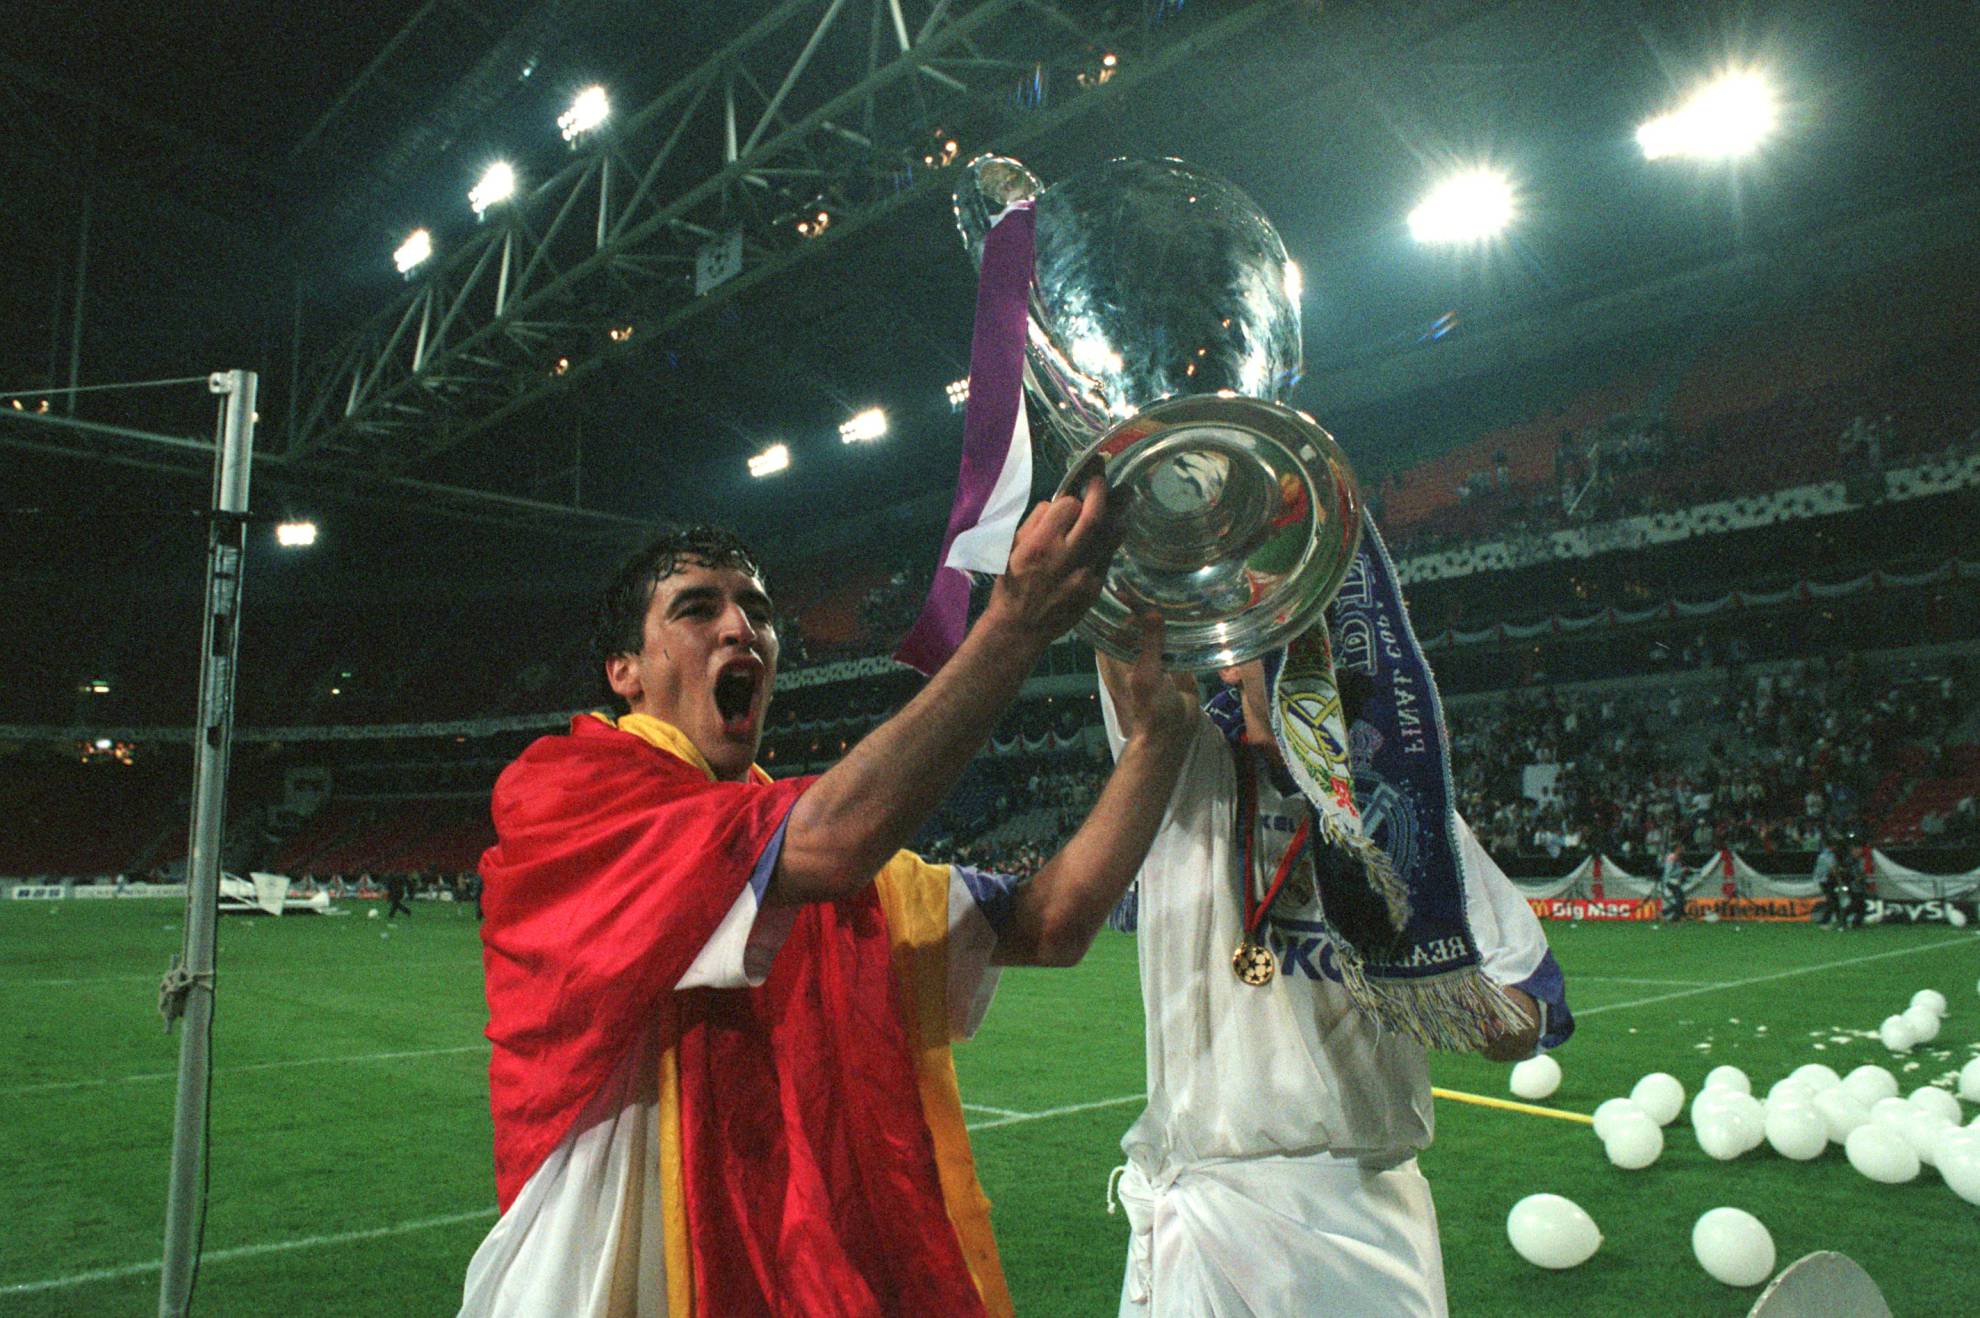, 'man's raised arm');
994,615,1195,966
769,479,1118,903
